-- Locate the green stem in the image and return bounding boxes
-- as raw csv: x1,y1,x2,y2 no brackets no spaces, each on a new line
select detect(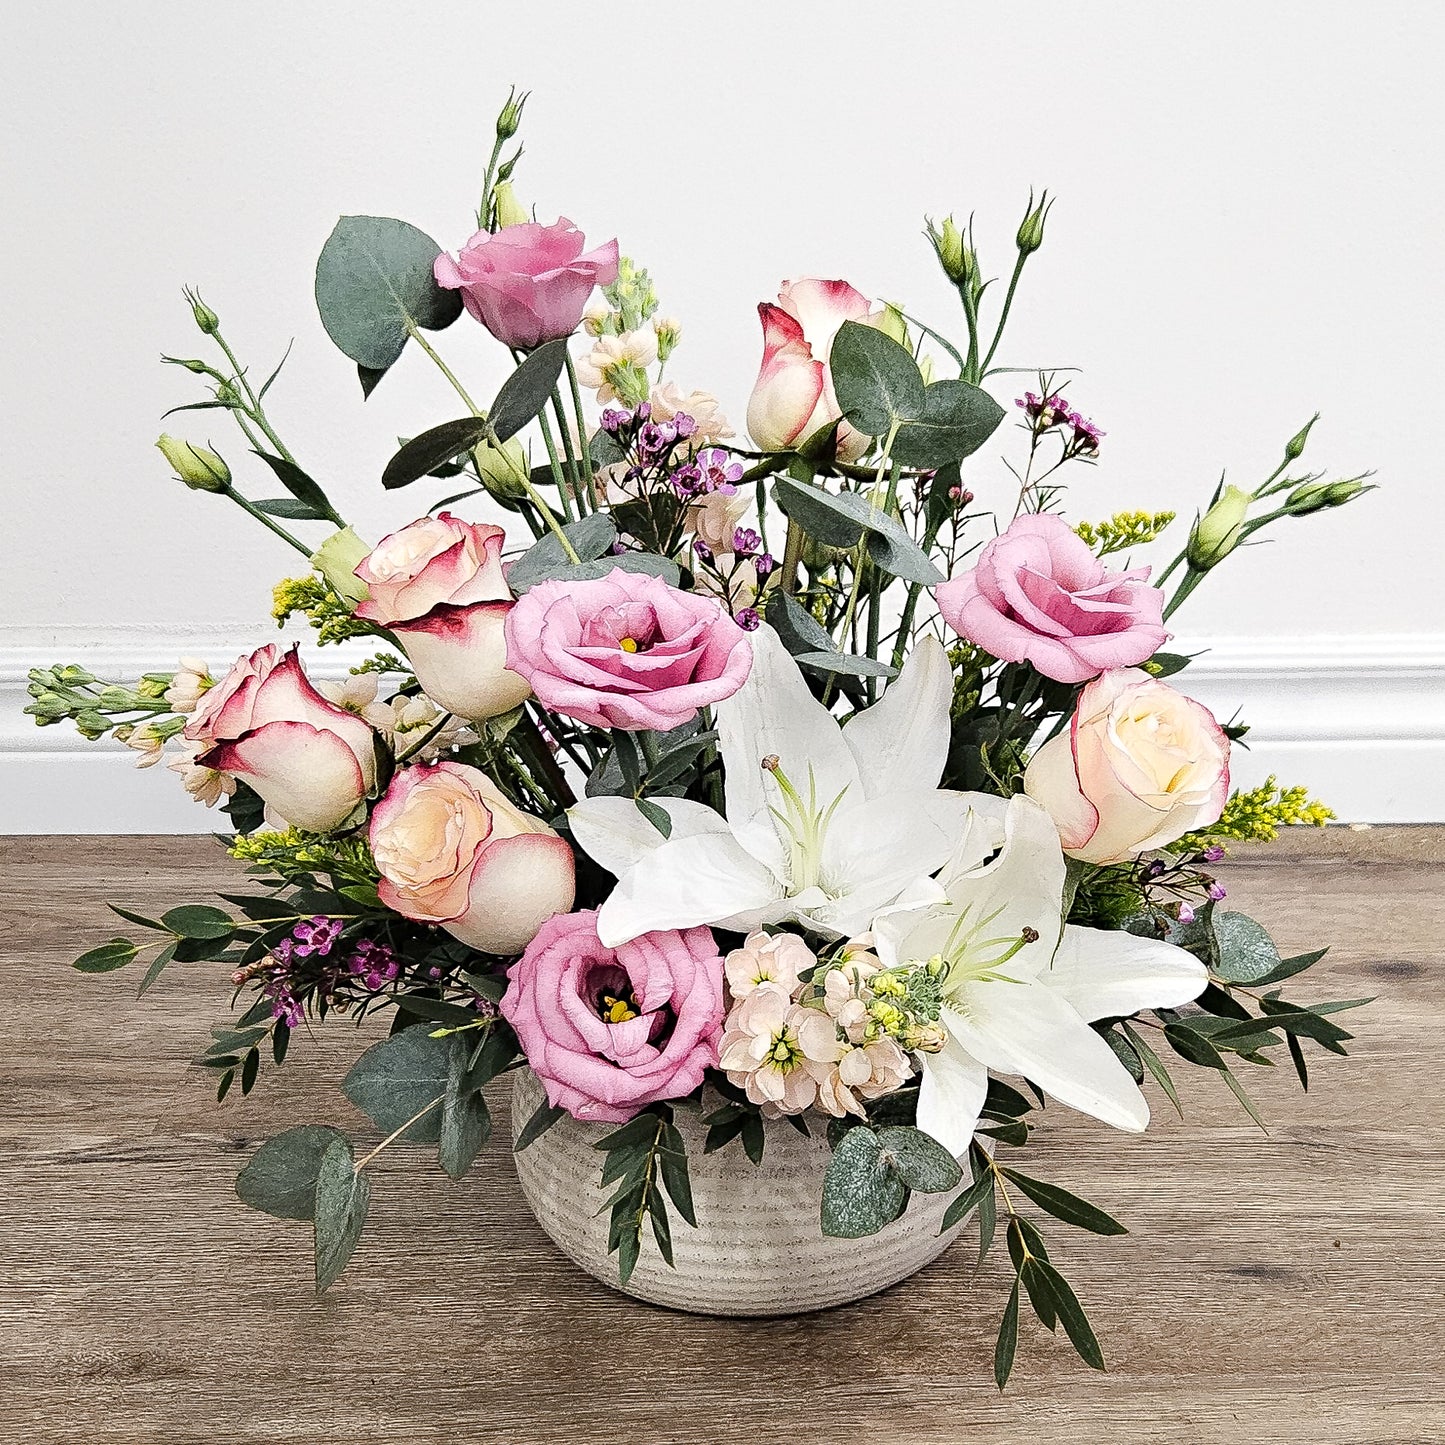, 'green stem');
475,134,508,231
1163,567,1207,622
222,487,315,558
550,391,585,516
515,711,576,810
781,517,806,595
213,331,298,466
959,283,982,385
981,252,1028,375
393,710,456,766
563,353,600,512
407,322,579,563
